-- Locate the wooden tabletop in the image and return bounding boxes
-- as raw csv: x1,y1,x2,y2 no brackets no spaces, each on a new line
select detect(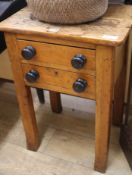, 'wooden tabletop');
0,4,132,46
